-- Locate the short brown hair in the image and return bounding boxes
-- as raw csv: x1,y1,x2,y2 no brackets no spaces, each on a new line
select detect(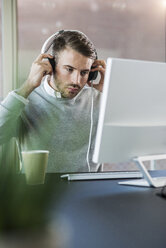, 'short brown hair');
51,30,97,62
